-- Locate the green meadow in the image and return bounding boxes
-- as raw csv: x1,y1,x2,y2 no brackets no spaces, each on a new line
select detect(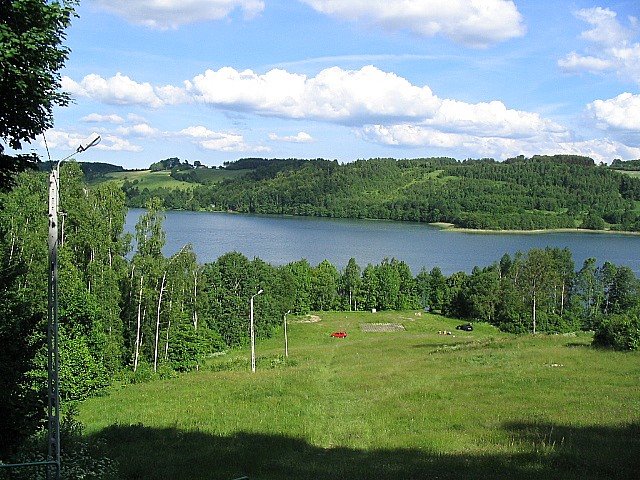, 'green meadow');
91,168,251,190
92,170,194,190
79,311,640,480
